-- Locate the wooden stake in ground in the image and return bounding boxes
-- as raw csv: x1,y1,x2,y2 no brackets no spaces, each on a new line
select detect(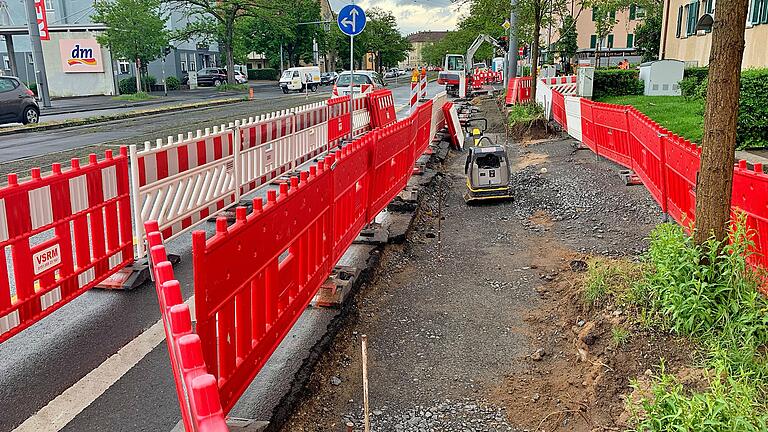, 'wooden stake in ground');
362,334,371,432
693,0,749,245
